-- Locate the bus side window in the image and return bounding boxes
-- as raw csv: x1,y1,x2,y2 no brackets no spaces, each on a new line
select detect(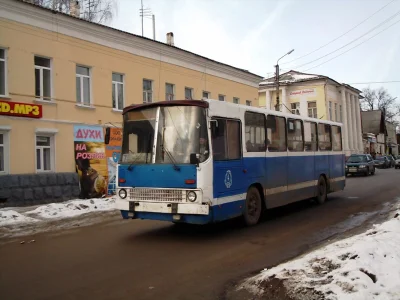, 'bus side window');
318,123,332,151
266,115,286,152
304,121,317,151
332,125,342,151
211,118,241,160
287,119,304,151
245,111,266,152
